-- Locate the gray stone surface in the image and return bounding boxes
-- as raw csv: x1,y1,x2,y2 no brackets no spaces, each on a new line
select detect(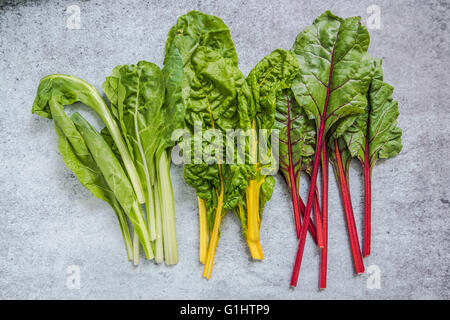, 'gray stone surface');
0,0,448,300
